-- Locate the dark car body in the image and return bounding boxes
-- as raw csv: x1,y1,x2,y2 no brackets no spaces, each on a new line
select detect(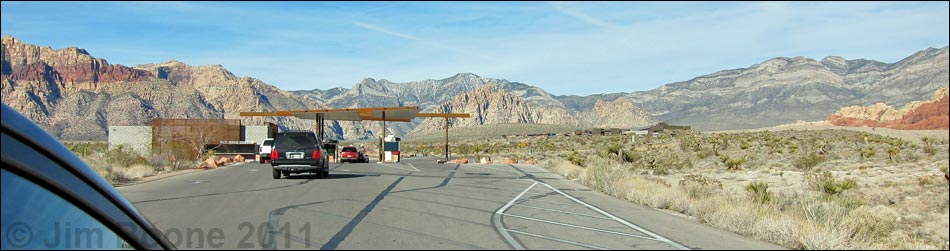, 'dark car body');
269,131,328,179
0,104,174,250
340,147,367,163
